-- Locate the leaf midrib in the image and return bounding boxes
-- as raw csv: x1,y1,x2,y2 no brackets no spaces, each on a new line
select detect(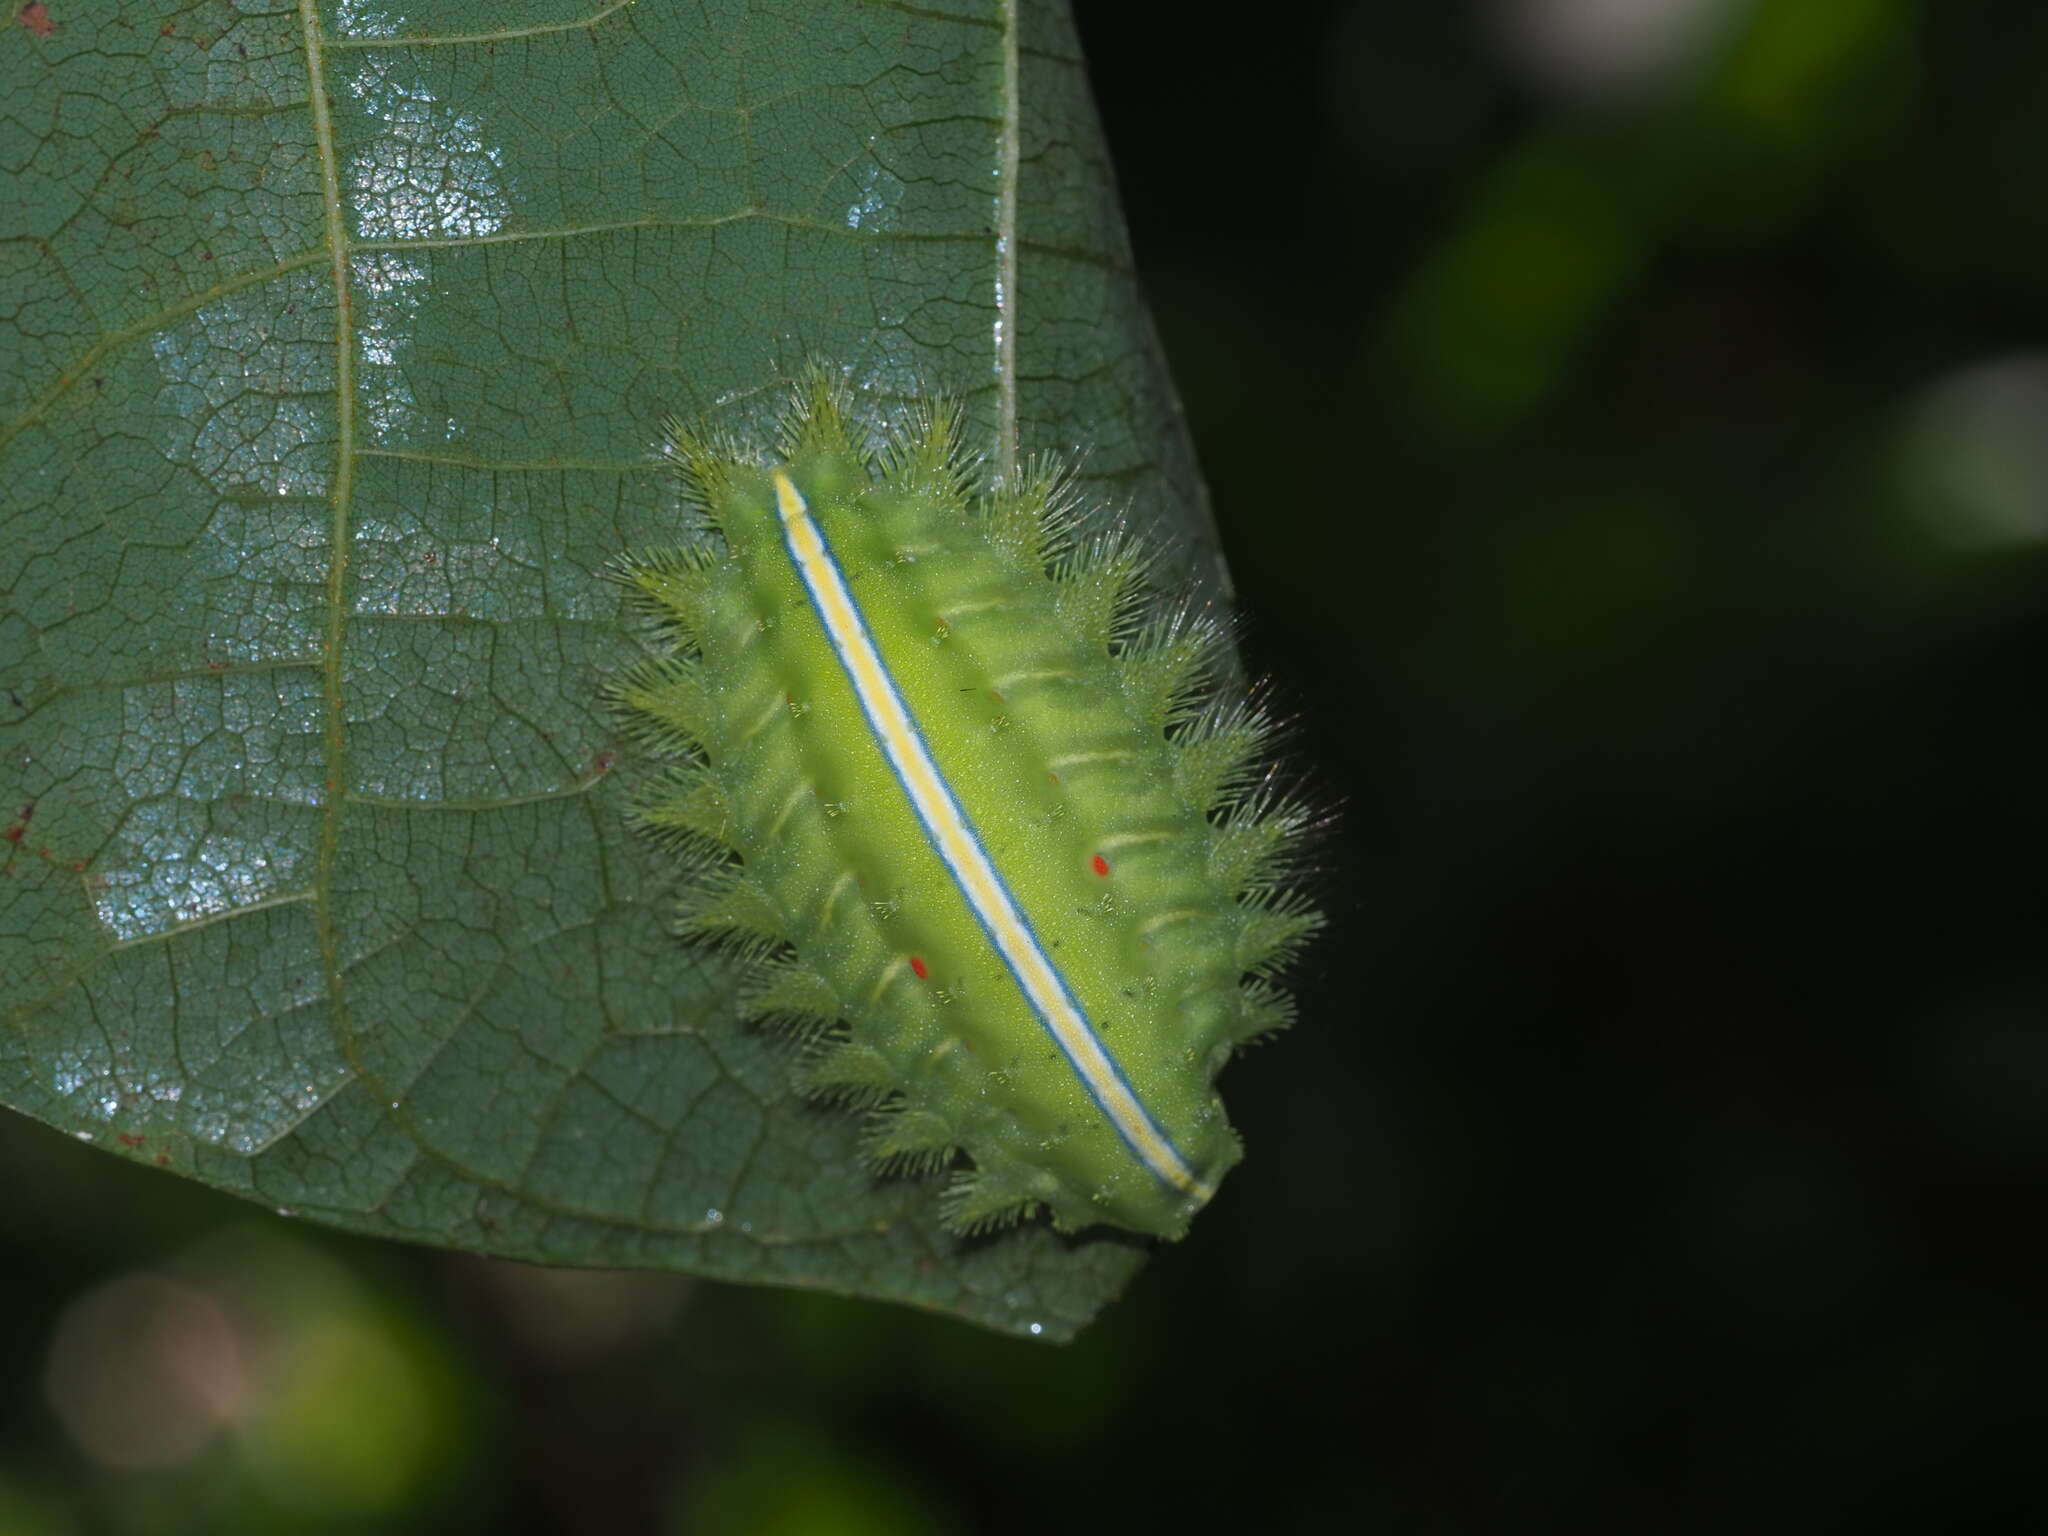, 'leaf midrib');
295,0,363,1099
994,0,1021,484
